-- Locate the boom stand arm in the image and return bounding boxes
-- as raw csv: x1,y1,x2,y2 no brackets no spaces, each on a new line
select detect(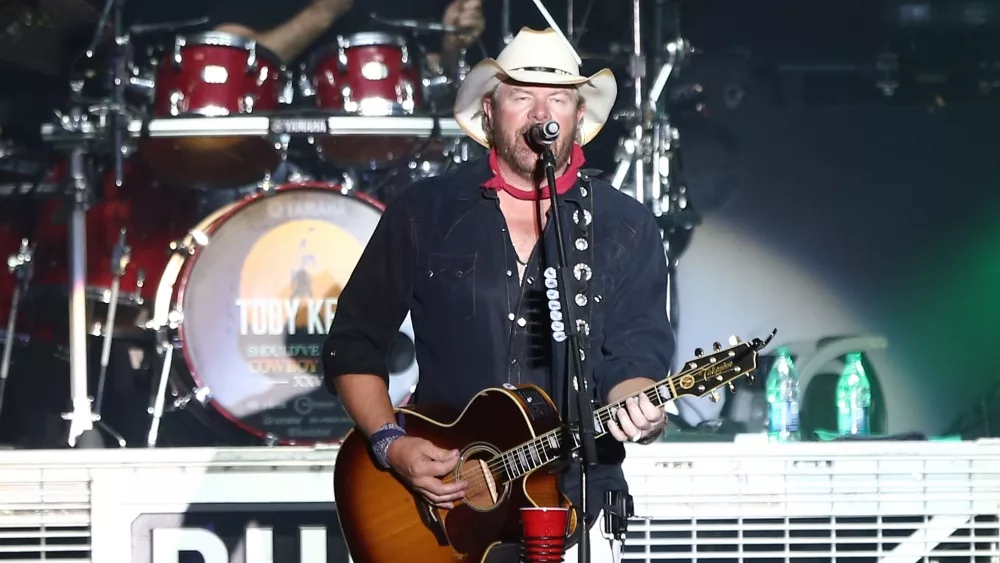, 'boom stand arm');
540,146,598,563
